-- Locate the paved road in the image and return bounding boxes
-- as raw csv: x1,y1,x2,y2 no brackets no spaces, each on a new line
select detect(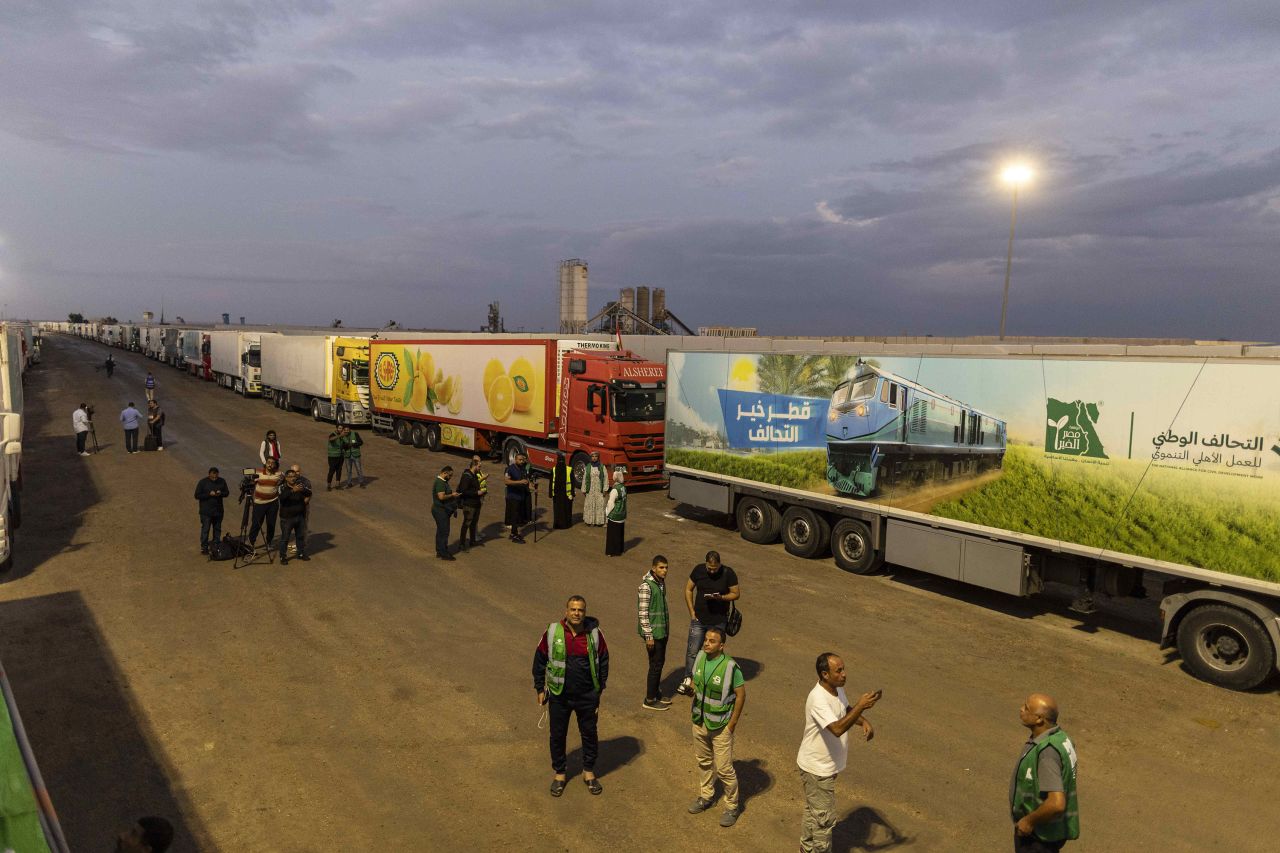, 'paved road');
3,336,1278,852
